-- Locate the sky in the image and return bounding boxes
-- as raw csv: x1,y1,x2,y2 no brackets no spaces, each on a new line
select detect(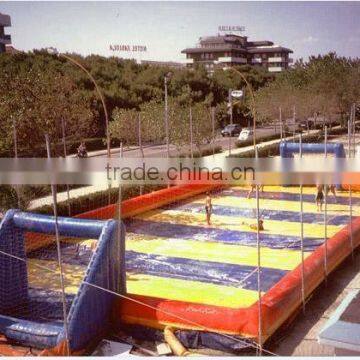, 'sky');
1,1,360,62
